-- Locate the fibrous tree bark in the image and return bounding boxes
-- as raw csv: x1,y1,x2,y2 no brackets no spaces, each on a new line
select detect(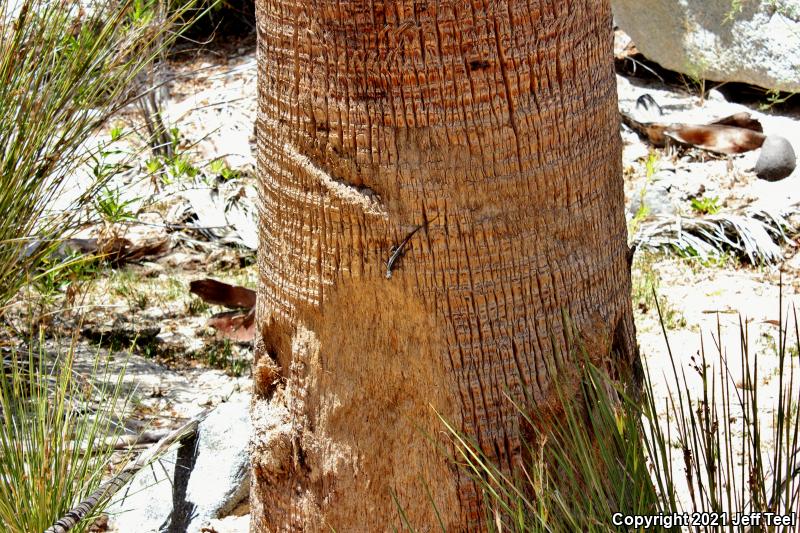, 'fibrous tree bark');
252,0,638,530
